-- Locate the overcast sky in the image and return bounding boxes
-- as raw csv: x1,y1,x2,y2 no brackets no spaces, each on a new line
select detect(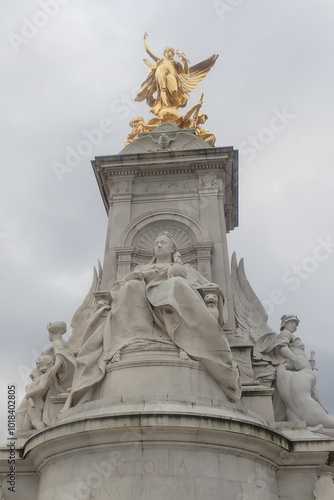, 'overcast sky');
1,0,334,440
